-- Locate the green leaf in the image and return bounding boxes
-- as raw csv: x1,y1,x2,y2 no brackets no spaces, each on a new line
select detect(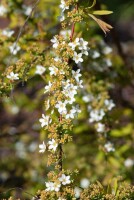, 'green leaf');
88,0,96,9
93,10,113,15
